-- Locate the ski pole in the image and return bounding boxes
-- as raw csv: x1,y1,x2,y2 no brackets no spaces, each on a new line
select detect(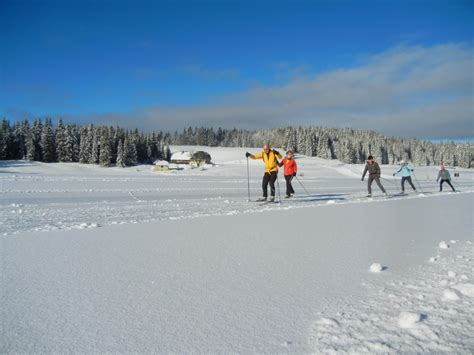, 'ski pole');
392,175,401,192
295,176,310,196
276,173,282,204
246,157,251,202
412,171,425,194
